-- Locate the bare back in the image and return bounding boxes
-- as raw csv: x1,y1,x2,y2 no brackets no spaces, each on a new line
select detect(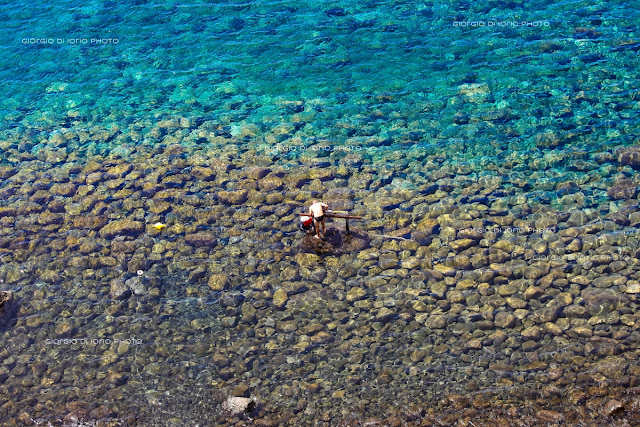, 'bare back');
309,202,328,217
